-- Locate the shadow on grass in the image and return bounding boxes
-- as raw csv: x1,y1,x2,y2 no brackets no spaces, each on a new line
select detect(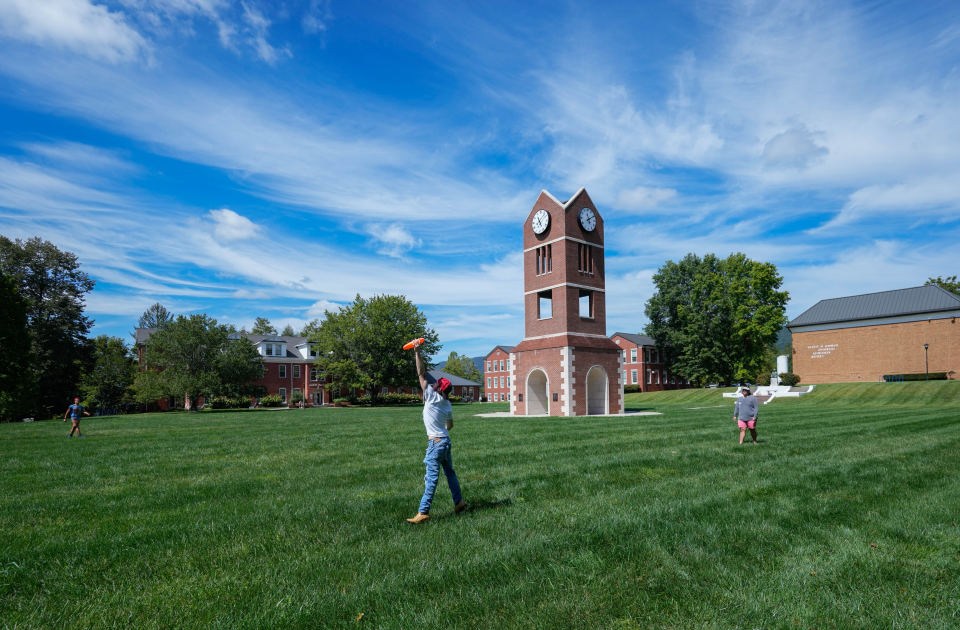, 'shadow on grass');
434,497,513,521
623,407,656,412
